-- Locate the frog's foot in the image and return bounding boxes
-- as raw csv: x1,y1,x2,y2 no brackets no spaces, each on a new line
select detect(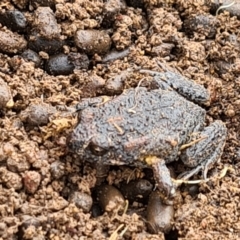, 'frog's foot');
145,156,176,199
179,120,227,180
175,165,234,187
177,165,203,180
